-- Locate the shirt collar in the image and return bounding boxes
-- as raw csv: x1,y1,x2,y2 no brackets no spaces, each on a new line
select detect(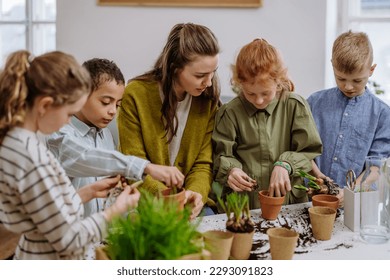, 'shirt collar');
239,94,278,116
70,116,104,138
337,87,369,103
